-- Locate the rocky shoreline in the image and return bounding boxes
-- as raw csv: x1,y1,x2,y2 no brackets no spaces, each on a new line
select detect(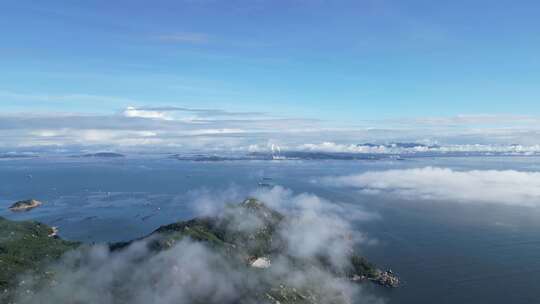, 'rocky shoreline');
8,199,42,212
